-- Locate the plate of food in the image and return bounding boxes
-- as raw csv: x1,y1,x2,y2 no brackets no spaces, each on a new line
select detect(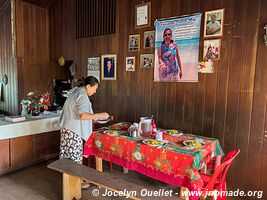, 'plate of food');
164,129,183,136
183,140,205,148
103,130,124,136
109,122,132,131
94,117,112,124
142,139,167,147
